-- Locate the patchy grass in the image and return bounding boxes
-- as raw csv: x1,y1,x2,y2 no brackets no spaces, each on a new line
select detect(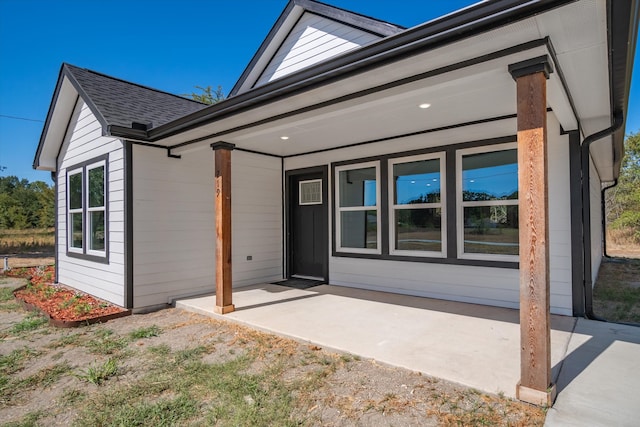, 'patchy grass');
593,257,640,323
0,348,39,376
0,291,545,426
3,410,45,427
10,313,48,334
85,328,129,355
0,287,15,302
59,388,86,406
129,325,162,339
77,358,119,385
0,286,21,312
75,349,298,426
2,362,72,406
46,332,85,349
